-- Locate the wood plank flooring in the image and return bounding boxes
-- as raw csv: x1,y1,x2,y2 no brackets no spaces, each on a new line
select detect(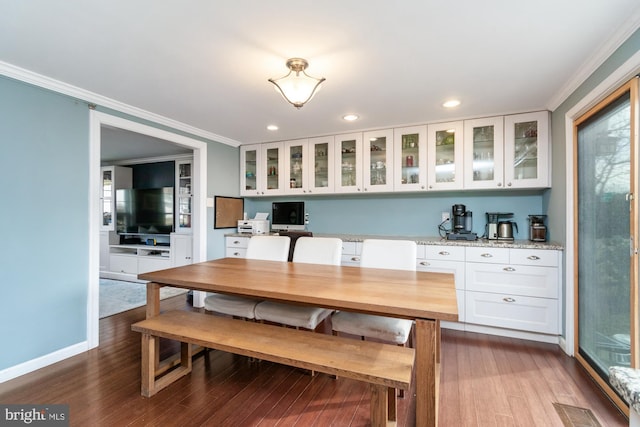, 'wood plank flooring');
0,295,628,426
